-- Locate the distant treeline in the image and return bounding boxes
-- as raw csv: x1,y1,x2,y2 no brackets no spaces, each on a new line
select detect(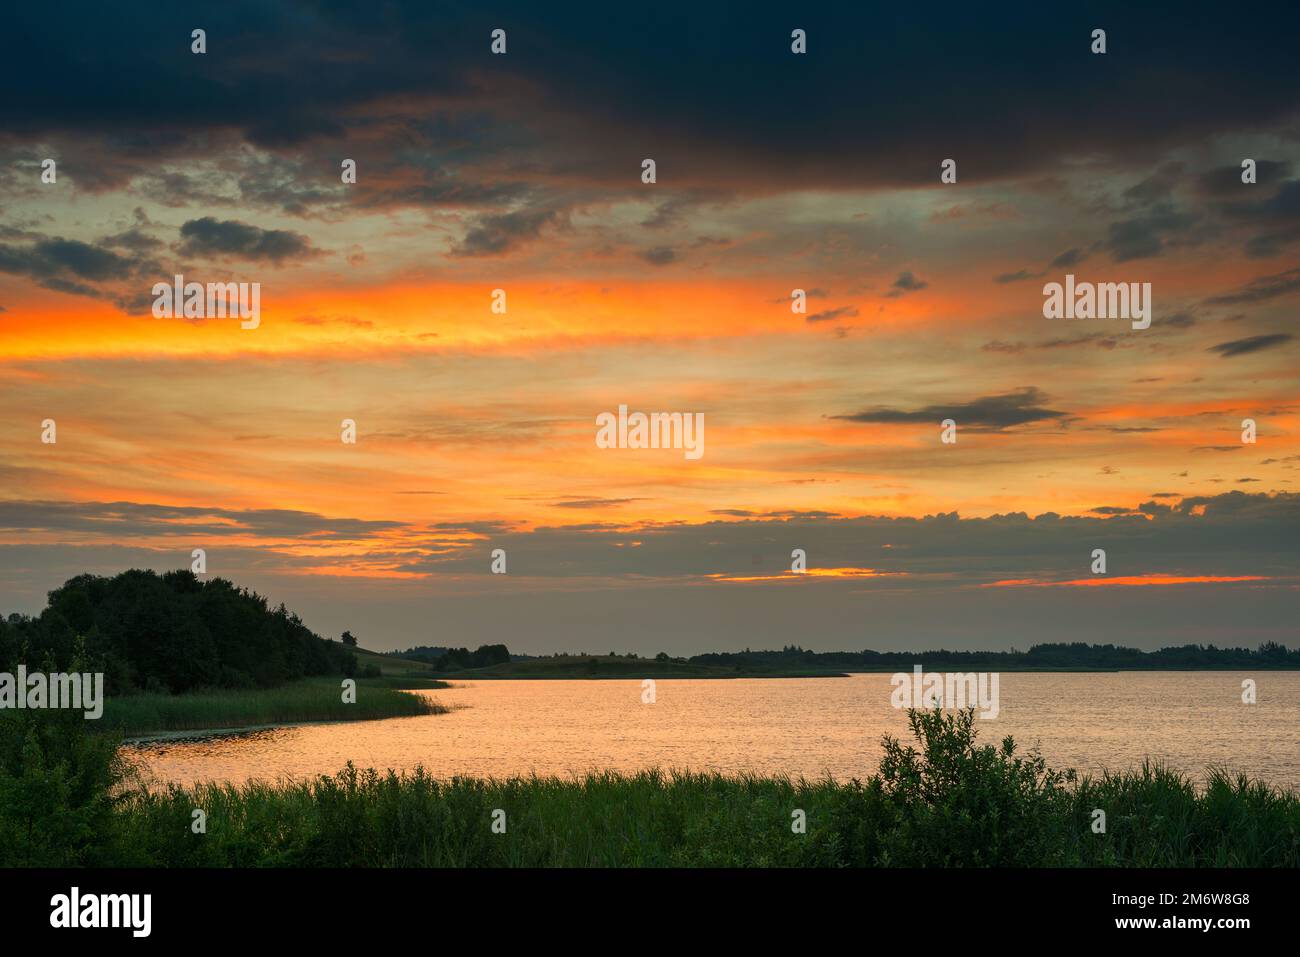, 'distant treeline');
386,645,455,663
0,570,356,694
687,641,1300,671
389,640,1300,673
389,644,511,671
